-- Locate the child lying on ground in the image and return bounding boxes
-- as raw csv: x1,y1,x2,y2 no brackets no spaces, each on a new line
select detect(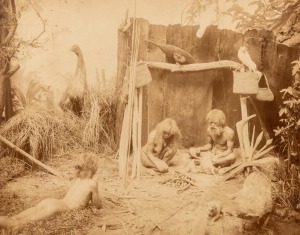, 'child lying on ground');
0,153,102,229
